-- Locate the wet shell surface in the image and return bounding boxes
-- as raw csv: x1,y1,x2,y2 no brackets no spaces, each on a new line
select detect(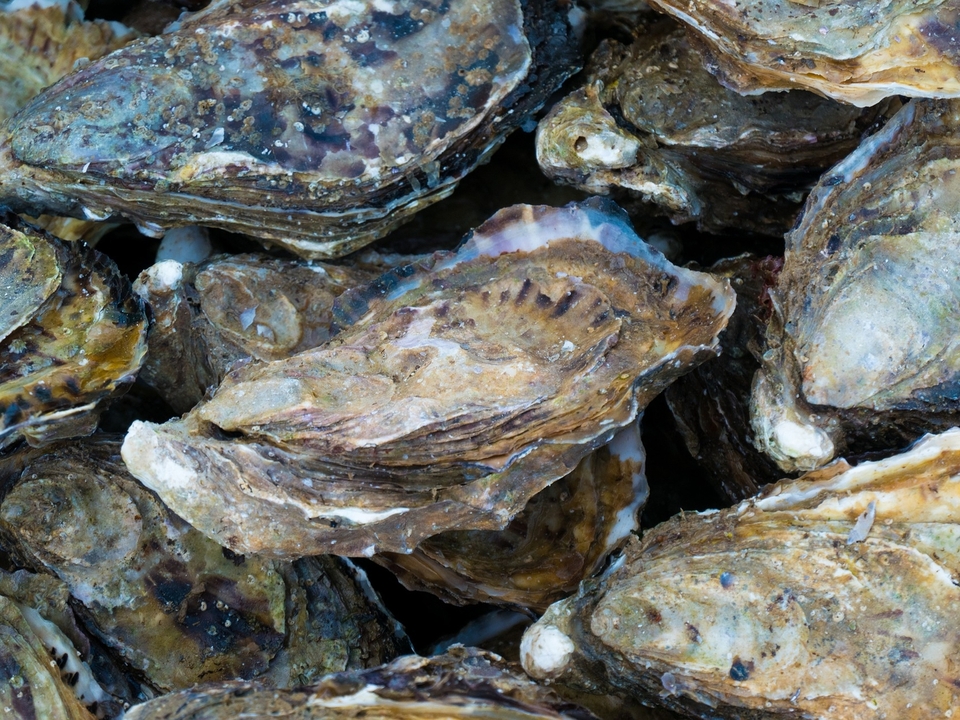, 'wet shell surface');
646,0,960,106
752,98,960,473
124,646,599,720
0,0,579,258
0,436,410,695
522,428,960,720
536,21,893,236
120,199,735,559
0,222,147,449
